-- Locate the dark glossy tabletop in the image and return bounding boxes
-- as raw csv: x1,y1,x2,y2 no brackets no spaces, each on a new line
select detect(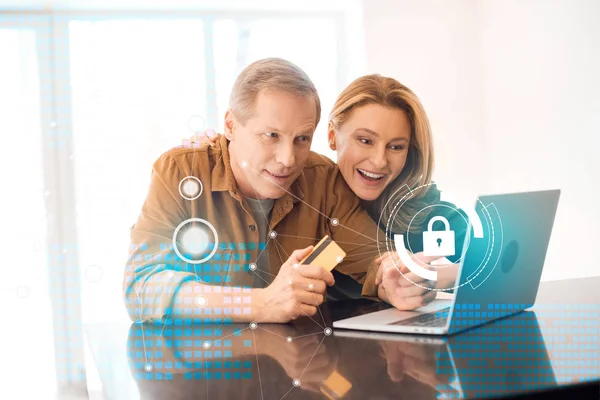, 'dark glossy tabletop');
85,278,600,399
